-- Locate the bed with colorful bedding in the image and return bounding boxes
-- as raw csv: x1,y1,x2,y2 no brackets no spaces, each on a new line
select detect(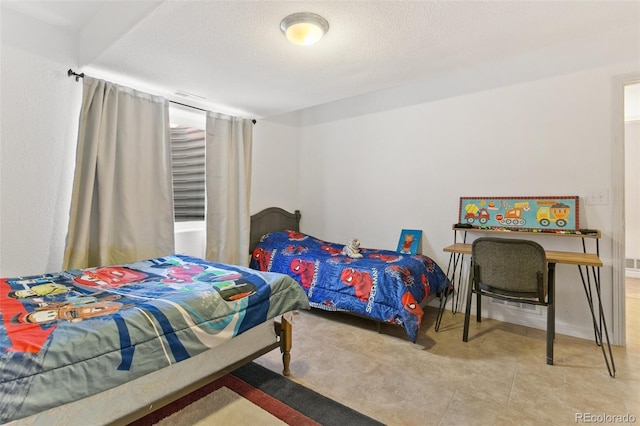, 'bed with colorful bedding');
248,209,450,342
0,254,309,425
